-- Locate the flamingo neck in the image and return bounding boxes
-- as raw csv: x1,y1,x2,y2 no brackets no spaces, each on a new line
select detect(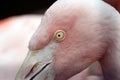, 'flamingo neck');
100,47,120,80
99,14,120,80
